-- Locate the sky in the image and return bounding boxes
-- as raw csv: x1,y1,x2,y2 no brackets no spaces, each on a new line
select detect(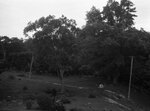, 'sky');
0,0,150,38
